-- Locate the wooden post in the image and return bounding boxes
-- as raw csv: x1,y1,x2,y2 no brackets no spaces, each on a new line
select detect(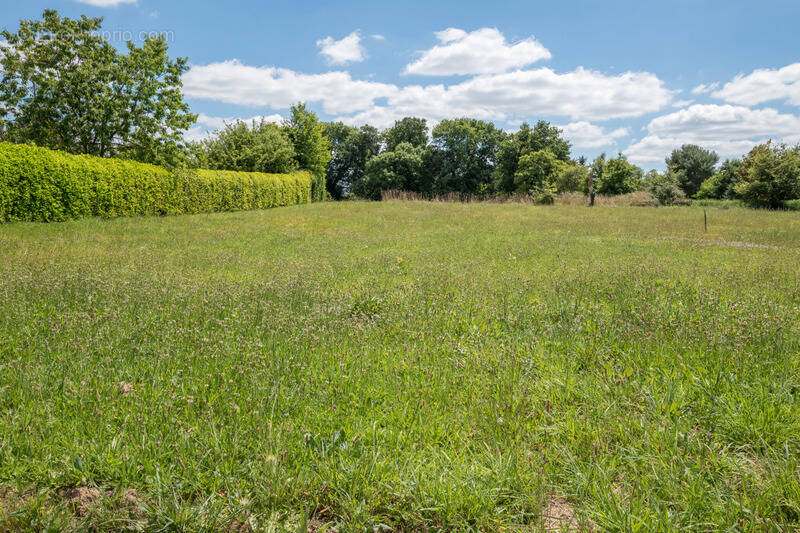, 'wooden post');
704,209,707,233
